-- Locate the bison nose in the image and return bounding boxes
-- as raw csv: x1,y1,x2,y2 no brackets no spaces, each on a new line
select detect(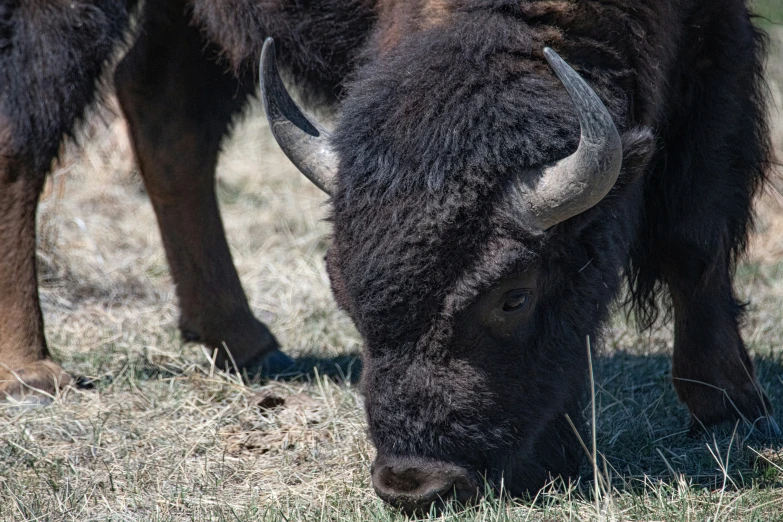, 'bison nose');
371,454,479,513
